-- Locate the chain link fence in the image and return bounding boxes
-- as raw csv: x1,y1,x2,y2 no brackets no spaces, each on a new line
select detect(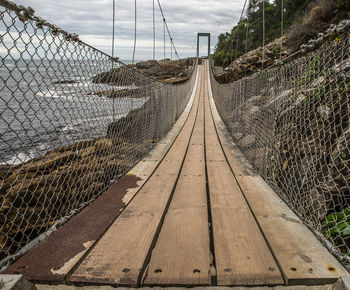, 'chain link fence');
0,4,197,269
210,30,350,267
